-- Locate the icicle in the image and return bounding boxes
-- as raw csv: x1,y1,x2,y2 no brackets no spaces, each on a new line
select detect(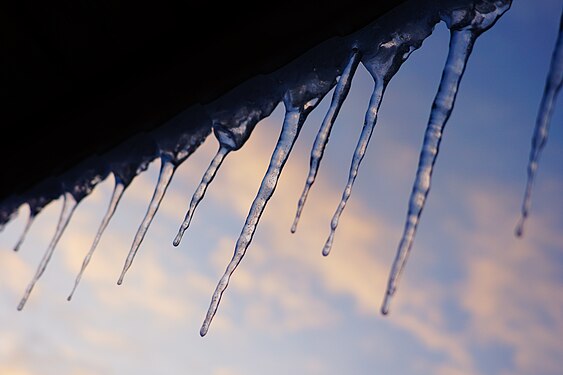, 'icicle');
322,80,385,256
117,156,176,285
13,212,36,252
292,50,362,233
18,192,78,310
68,176,126,300
382,29,476,315
200,100,316,336
382,2,510,315
174,146,229,246
516,14,563,237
